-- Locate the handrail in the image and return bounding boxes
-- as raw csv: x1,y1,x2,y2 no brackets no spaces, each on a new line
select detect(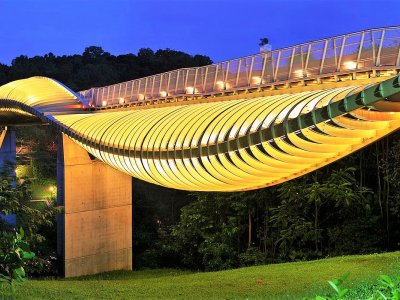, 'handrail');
78,26,400,108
